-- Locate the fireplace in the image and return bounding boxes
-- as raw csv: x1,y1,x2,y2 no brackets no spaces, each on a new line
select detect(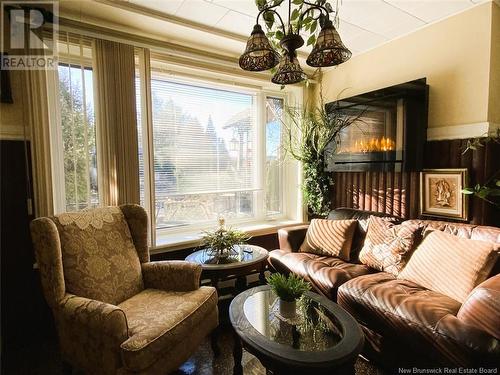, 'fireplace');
326,79,428,172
